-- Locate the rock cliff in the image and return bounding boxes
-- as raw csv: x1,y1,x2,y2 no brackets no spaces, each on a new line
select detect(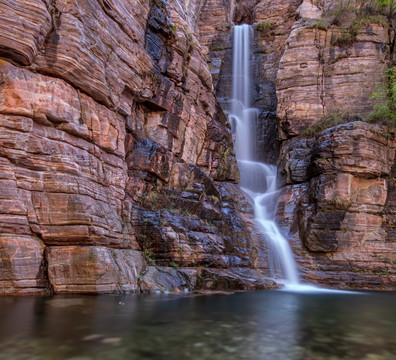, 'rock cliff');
0,0,395,294
0,0,277,295
199,0,395,289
